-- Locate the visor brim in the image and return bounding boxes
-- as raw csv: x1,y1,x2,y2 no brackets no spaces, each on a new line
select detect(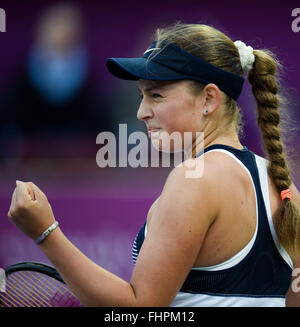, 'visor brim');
106,57,187,81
